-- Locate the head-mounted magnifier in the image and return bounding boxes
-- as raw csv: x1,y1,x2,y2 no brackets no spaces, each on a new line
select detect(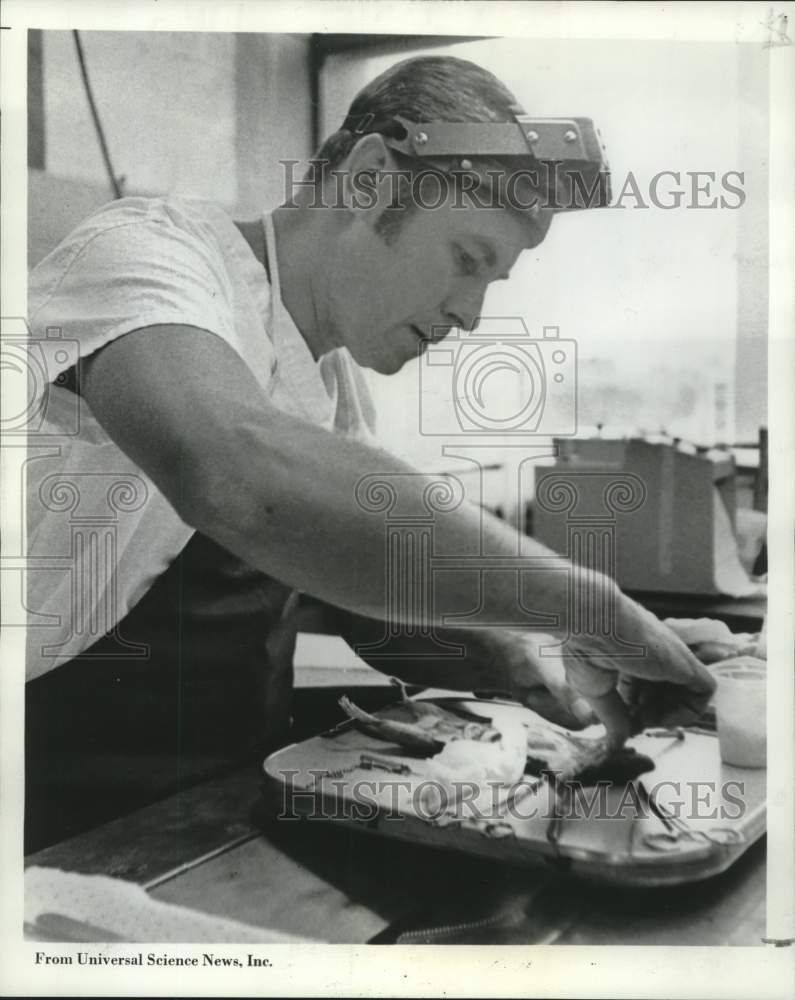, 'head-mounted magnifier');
341,105,611,245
